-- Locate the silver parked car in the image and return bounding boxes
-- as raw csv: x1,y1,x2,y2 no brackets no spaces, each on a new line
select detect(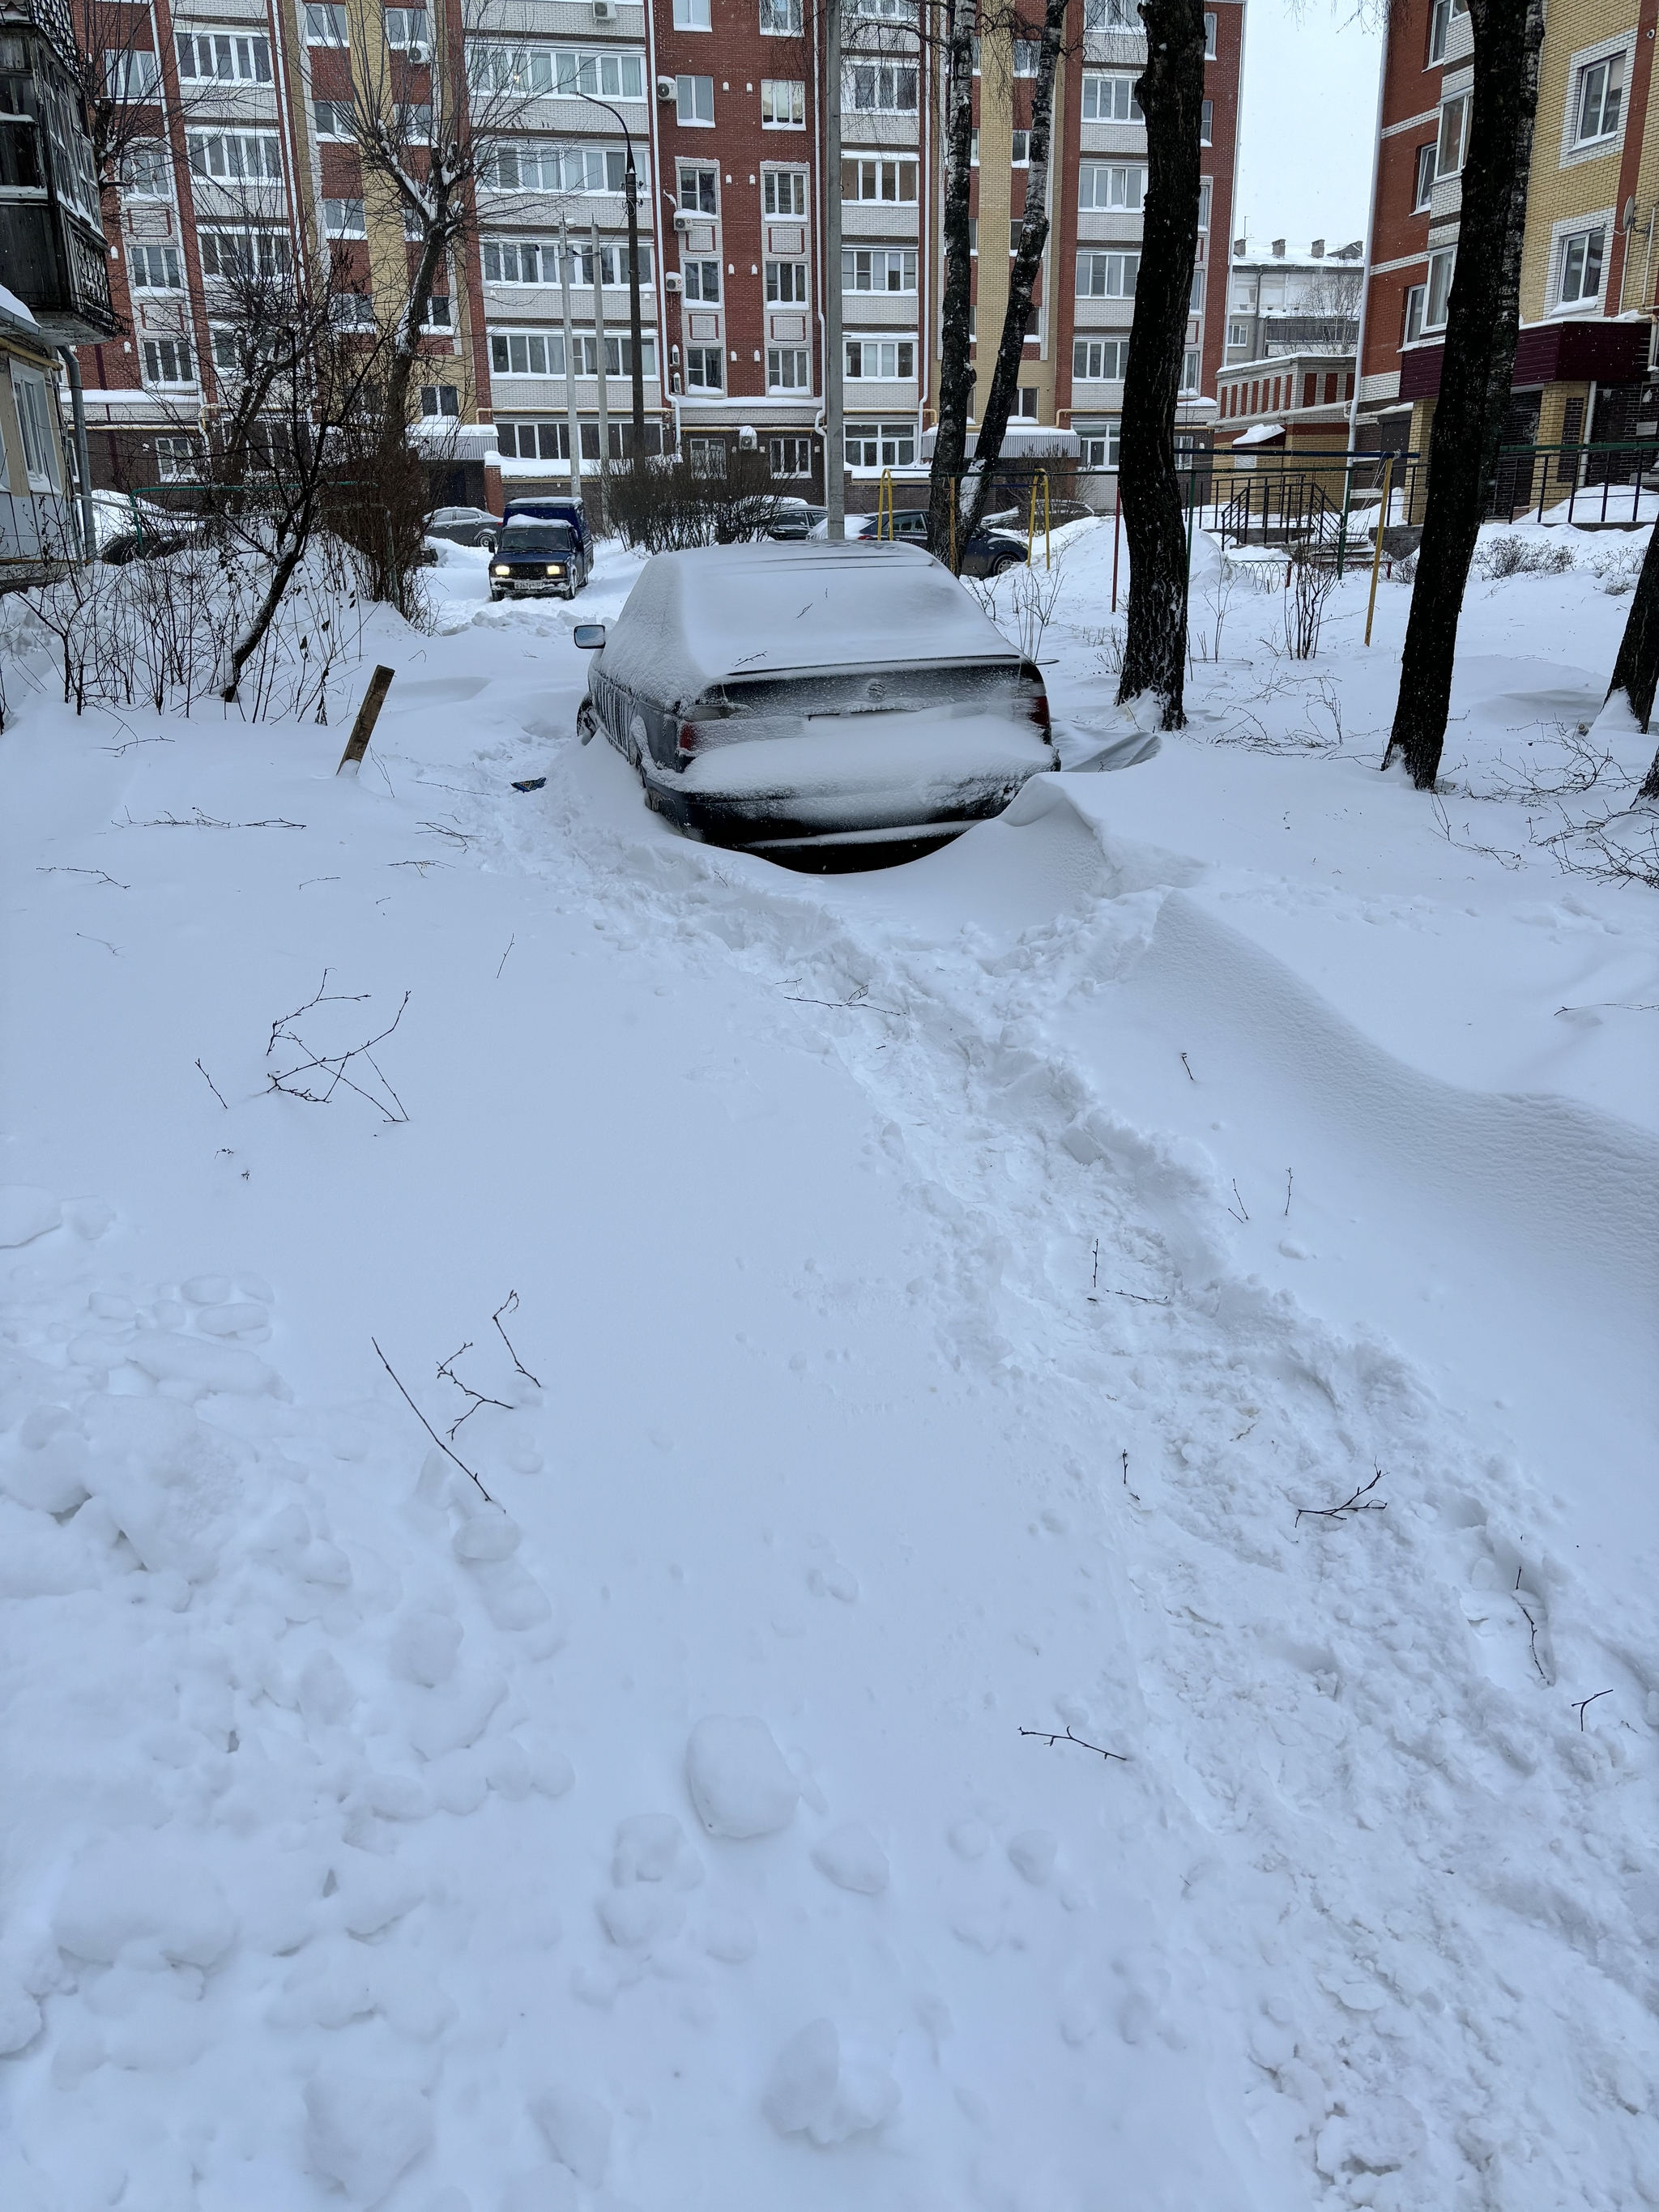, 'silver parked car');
573,543,1056,869
424,505,501,551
